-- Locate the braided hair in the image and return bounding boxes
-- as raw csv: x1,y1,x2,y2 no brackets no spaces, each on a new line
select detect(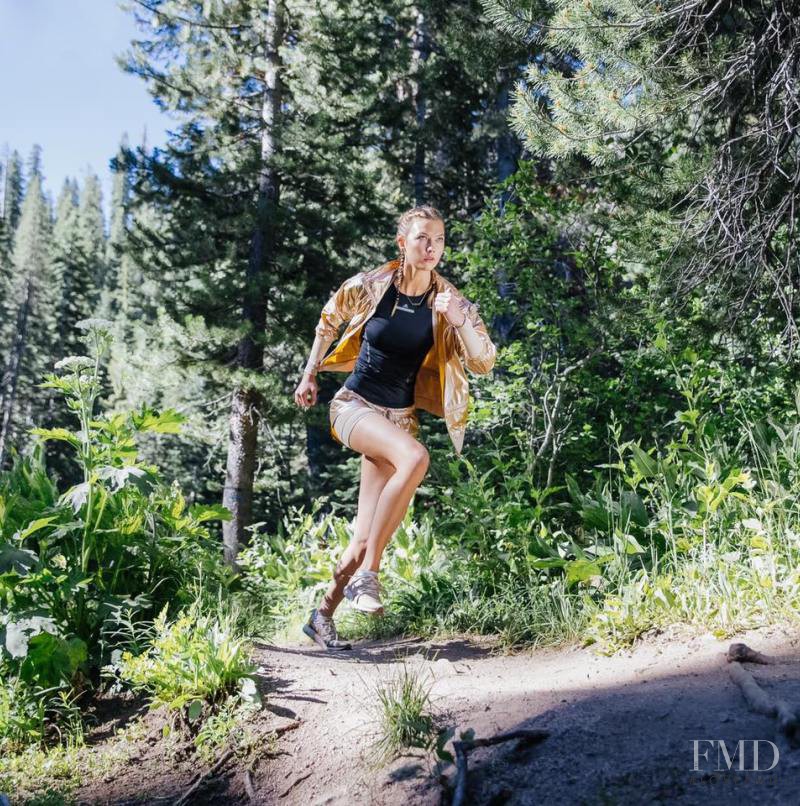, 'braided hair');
392,204,444,315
